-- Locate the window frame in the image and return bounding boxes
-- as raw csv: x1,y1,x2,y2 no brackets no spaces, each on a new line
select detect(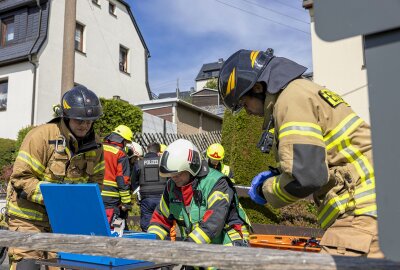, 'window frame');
75,22,85,53
119,45,129,74
1,16,15,47
92,0,100,6
109,2,116,16
0,79,9,112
